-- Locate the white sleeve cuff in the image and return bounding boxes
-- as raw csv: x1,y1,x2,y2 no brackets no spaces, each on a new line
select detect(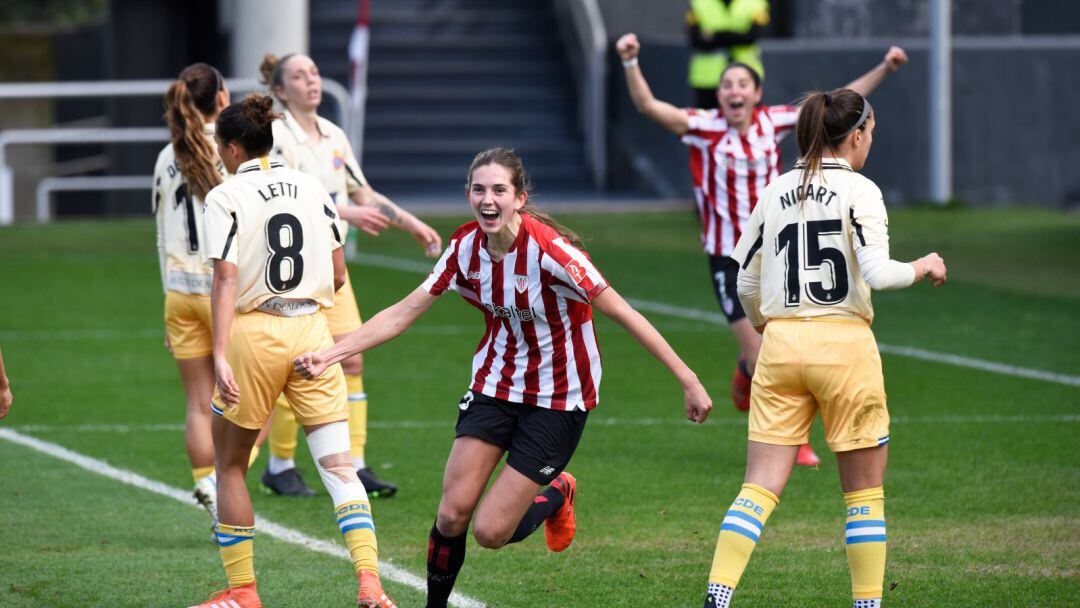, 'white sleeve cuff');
856,245,916,291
